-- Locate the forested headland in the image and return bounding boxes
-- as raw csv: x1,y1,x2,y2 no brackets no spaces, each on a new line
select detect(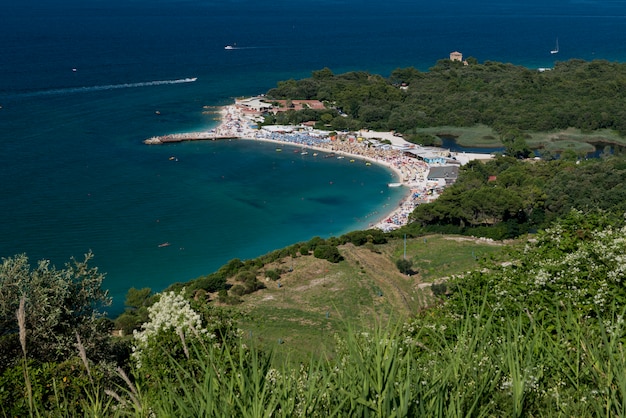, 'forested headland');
264,59,626,154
